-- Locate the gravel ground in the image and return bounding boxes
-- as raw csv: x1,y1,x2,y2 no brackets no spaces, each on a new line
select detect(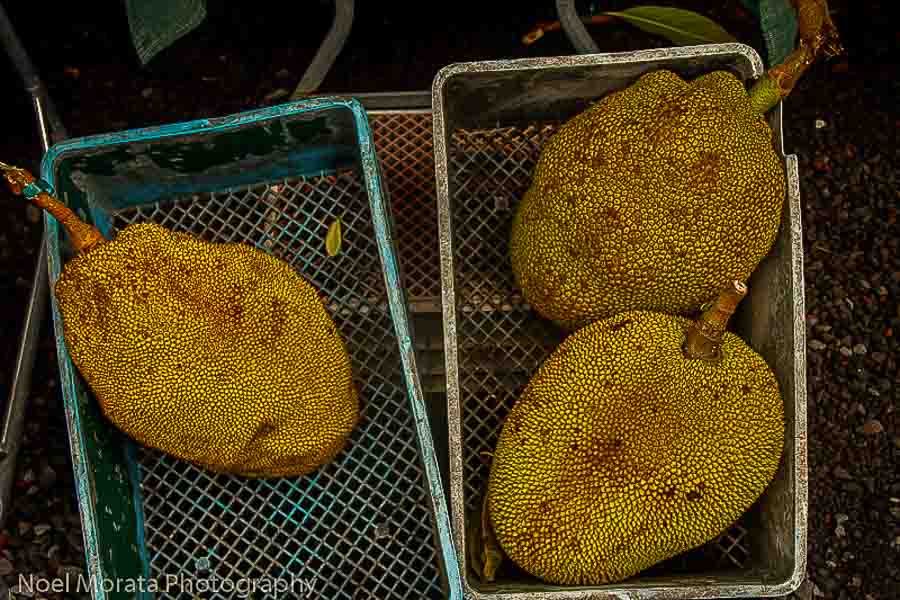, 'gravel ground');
0,1,896,599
